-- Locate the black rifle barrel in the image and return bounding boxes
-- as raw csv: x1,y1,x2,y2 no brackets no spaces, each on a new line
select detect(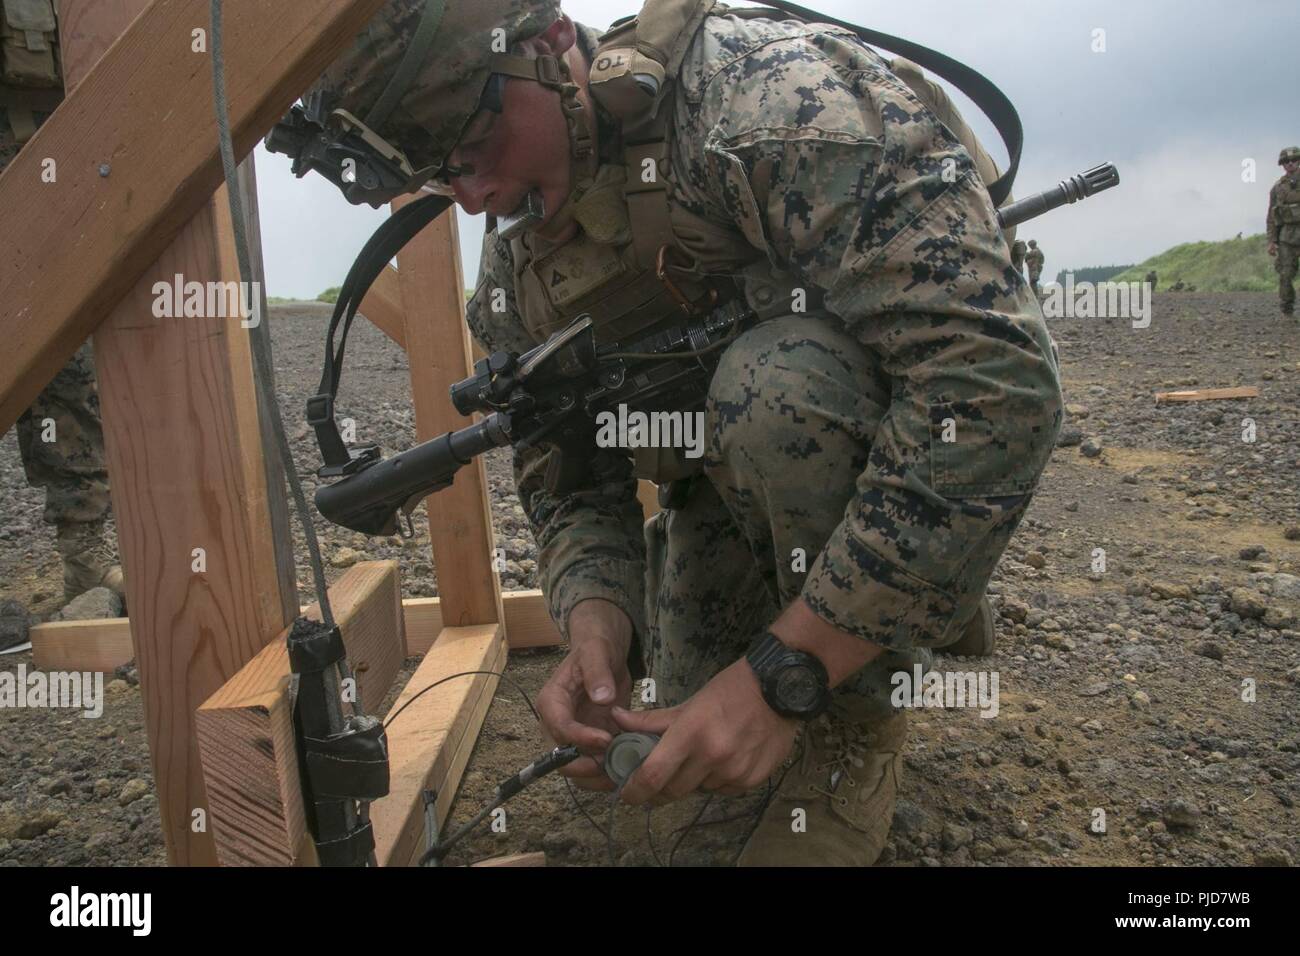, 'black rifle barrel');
314,413,512,536
997,162,1120,230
